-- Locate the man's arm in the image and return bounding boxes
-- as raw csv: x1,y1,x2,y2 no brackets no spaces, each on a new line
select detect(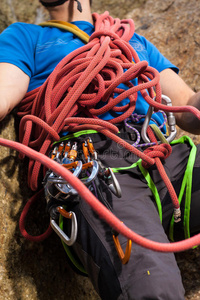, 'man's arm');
160,68,200,135
0,63,30,120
